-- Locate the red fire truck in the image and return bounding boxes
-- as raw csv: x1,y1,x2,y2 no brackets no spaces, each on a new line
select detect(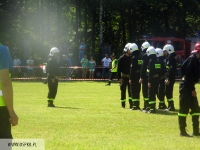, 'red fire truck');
140,36,199,59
